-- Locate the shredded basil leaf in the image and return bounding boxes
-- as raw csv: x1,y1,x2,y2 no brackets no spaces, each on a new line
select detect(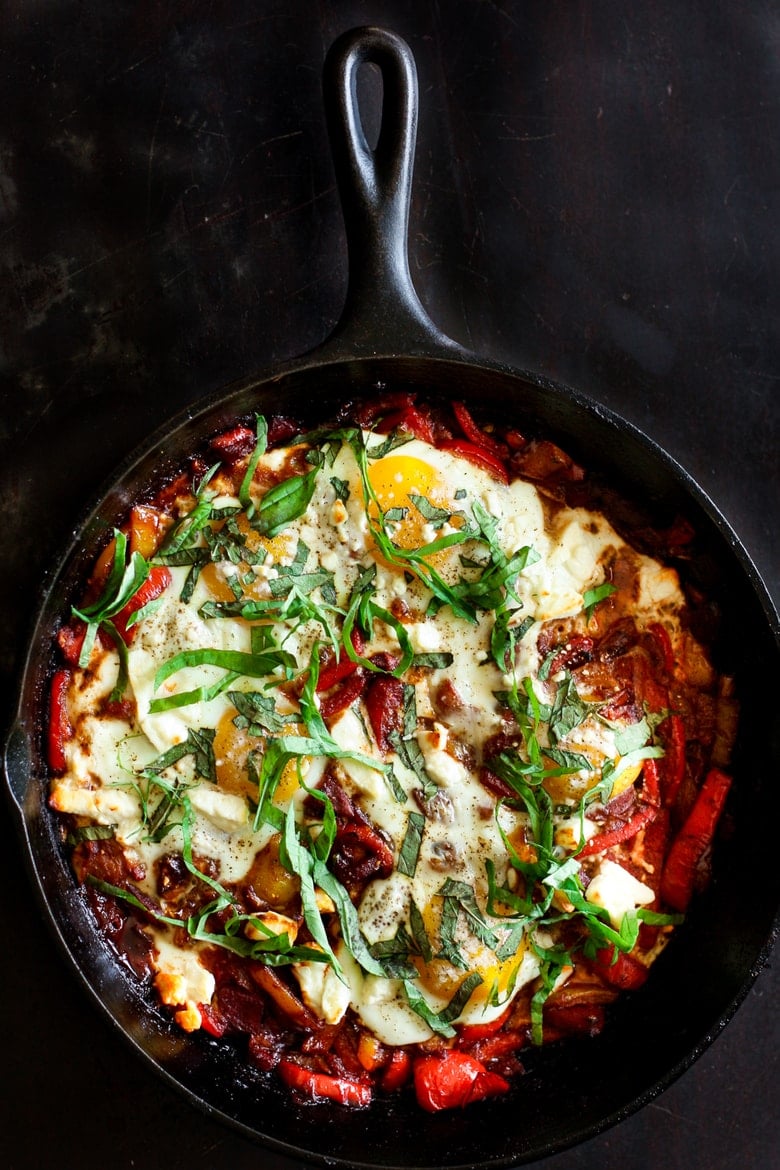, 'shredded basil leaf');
583,582,617,621
250,466,319,538
397,811,426,877
402,971,483,1037
153,648,295,692
239,414,268,511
